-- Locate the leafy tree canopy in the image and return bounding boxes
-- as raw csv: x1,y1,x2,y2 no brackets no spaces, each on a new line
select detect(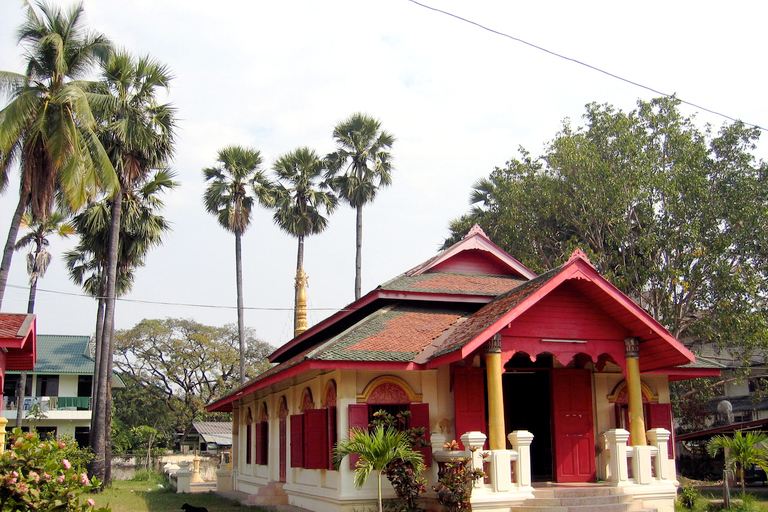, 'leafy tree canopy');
447,96,768,357
113,318,273,432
